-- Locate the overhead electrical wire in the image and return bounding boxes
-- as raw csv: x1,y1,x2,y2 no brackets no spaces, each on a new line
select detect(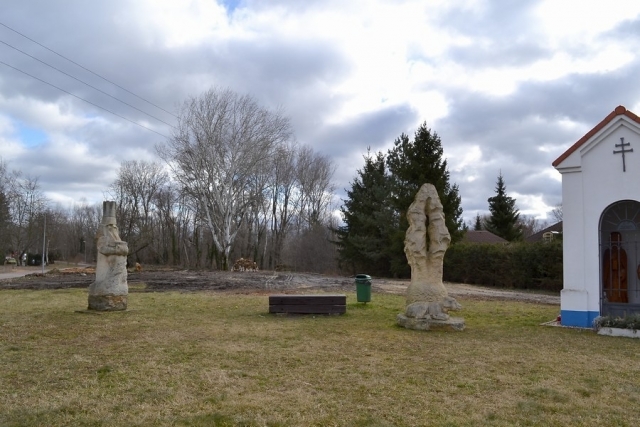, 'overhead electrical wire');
0,39,176,129
0,20,178,119
0,59,170,139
